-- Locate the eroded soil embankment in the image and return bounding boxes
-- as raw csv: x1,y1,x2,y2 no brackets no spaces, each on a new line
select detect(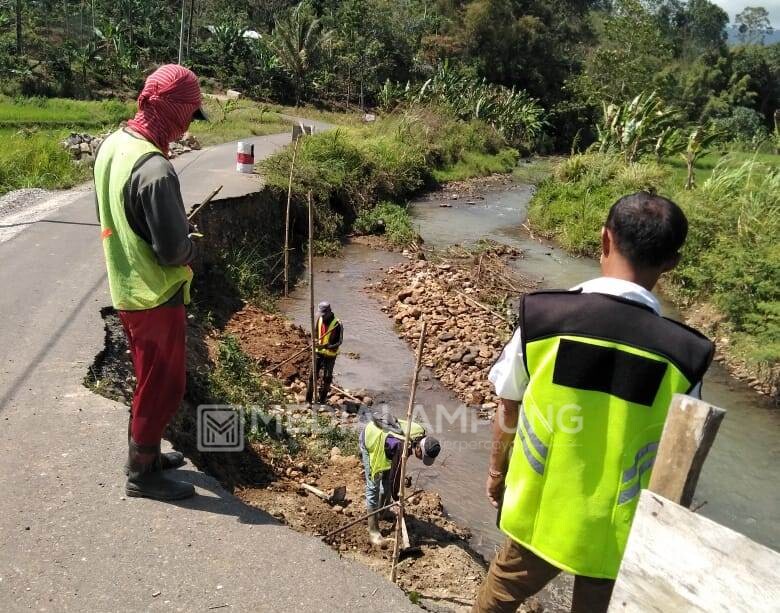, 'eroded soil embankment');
85,189,507,611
